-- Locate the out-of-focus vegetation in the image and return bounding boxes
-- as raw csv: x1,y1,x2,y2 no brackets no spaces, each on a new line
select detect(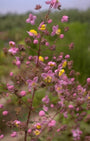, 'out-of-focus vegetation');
0,9,90,82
